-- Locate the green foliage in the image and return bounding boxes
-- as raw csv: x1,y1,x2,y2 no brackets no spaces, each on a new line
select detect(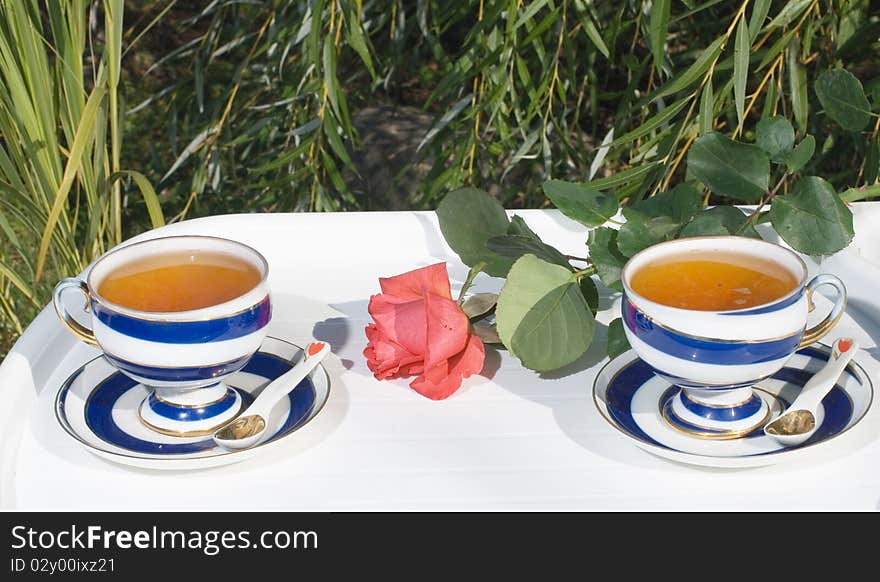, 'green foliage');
0,0,163,353
495,254,594,372
439,51,875,369
2,0,880,357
